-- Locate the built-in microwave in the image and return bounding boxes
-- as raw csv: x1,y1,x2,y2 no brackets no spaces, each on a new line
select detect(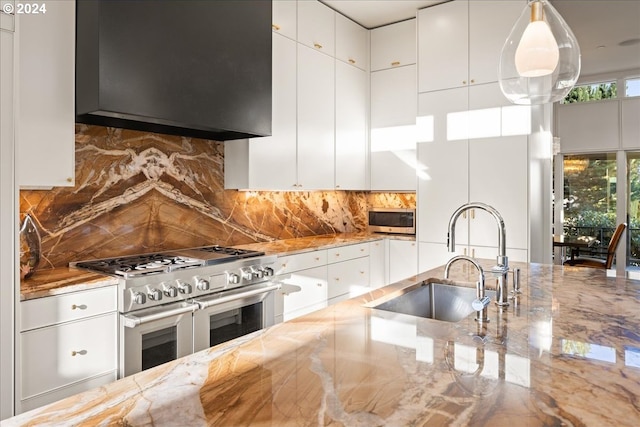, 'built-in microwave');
368,208,416,235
